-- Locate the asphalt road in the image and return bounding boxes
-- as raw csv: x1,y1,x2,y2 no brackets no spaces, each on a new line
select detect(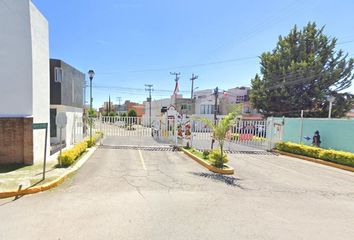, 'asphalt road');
1,146,354,239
